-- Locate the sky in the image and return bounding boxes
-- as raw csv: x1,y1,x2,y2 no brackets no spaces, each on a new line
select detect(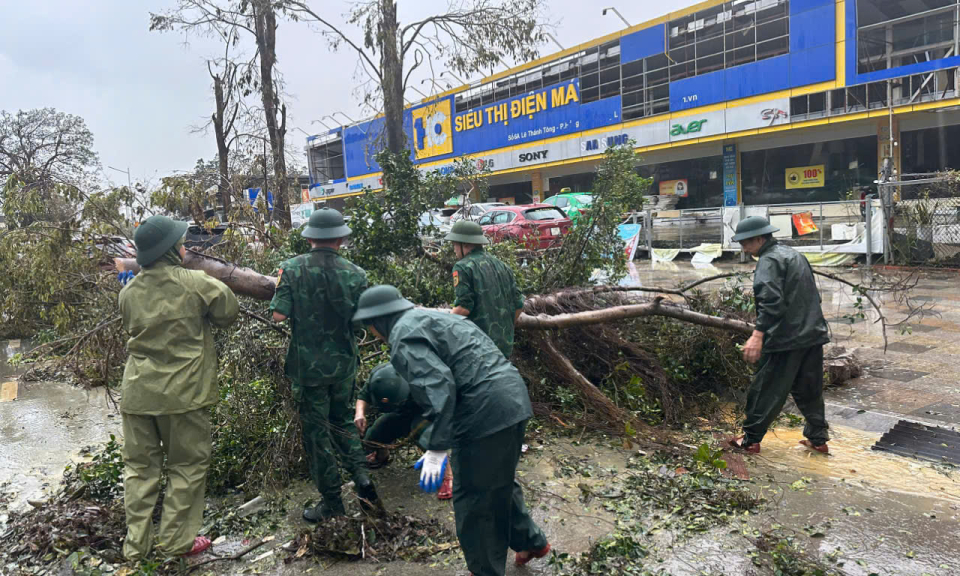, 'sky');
0,0,687,186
